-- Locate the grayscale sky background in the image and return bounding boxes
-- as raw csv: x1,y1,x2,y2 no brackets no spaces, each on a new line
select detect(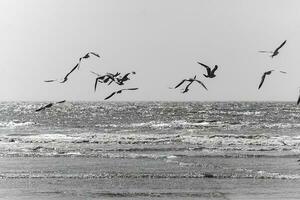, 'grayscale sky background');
0,0,299,101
